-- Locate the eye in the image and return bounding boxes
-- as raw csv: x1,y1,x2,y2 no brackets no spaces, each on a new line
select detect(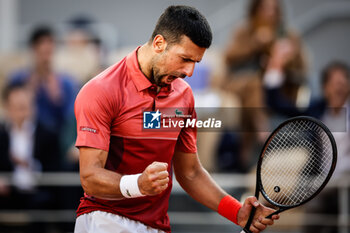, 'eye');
182,57,192,62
